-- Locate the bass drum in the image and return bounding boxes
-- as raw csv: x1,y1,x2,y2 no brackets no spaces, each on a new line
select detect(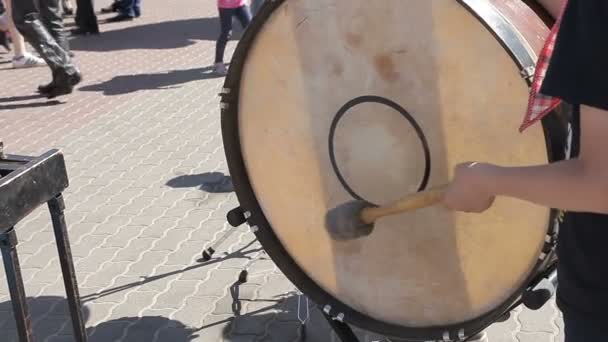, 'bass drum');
221,0,568,340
